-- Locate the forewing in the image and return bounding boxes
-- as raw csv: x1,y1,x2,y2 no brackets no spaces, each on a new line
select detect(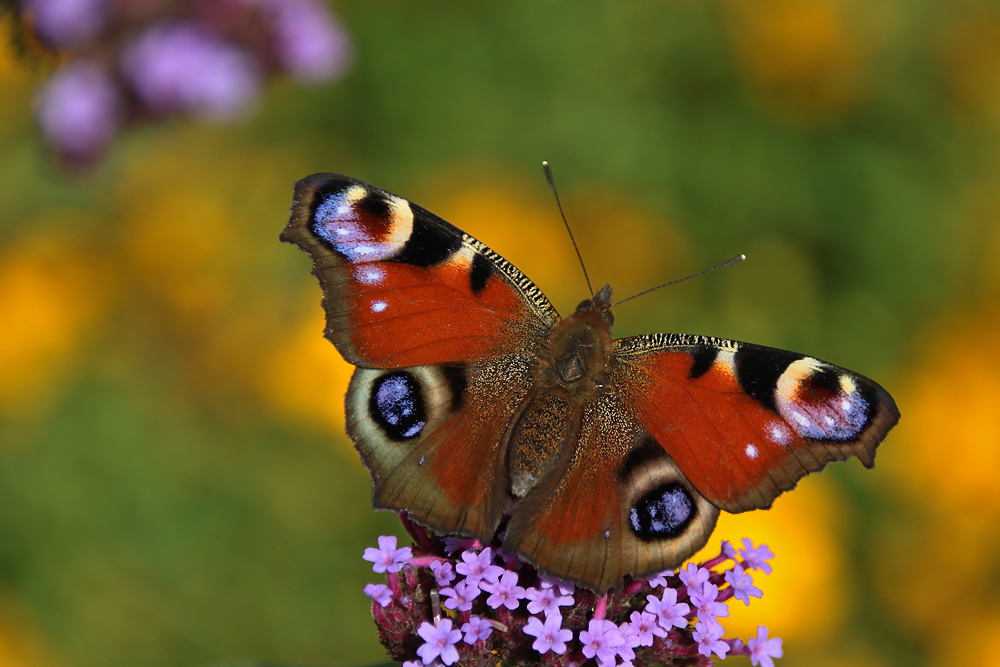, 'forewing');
614,333,900,513
281,174,559,368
